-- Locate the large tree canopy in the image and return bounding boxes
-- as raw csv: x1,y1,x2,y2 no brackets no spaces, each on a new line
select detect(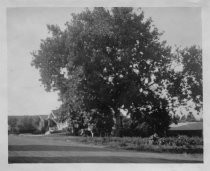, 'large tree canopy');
31,7,202,136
